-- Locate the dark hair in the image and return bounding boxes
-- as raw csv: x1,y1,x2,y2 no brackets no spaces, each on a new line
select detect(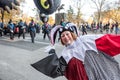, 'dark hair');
31,19,34,22
60,32,77,45
8,19,12,24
